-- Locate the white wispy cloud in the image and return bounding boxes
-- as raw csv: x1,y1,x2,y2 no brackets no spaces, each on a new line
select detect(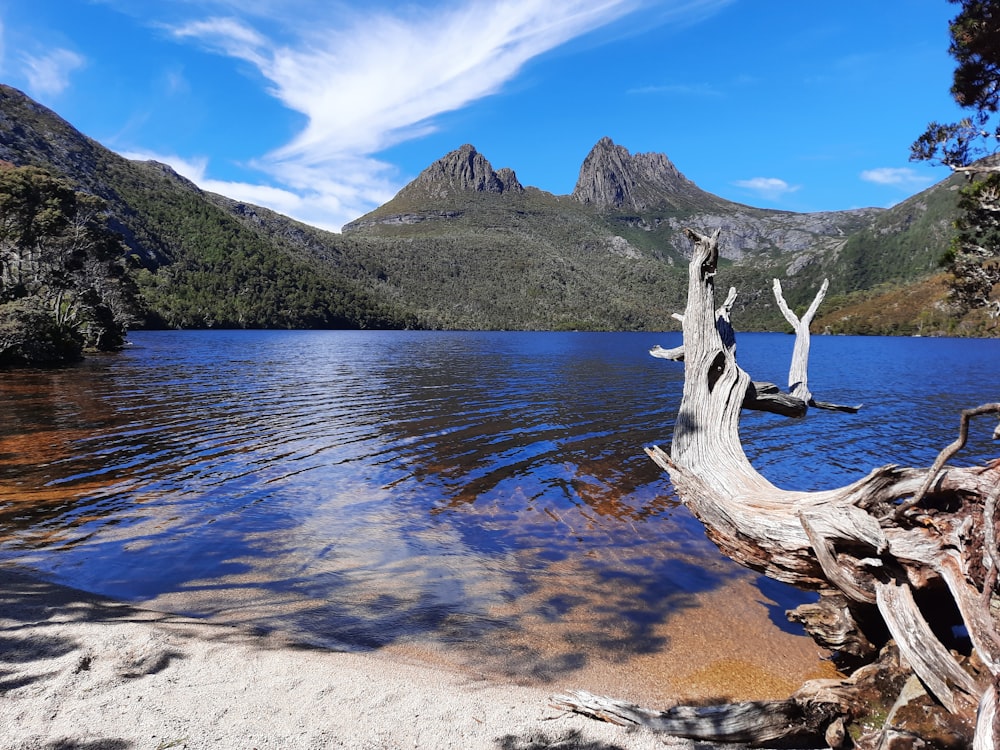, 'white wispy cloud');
860,167,934,190
169,2,645,163
170,17,269,65
22,48,86,97
733,176,800,201
146,0,728,231
627,82,722,96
